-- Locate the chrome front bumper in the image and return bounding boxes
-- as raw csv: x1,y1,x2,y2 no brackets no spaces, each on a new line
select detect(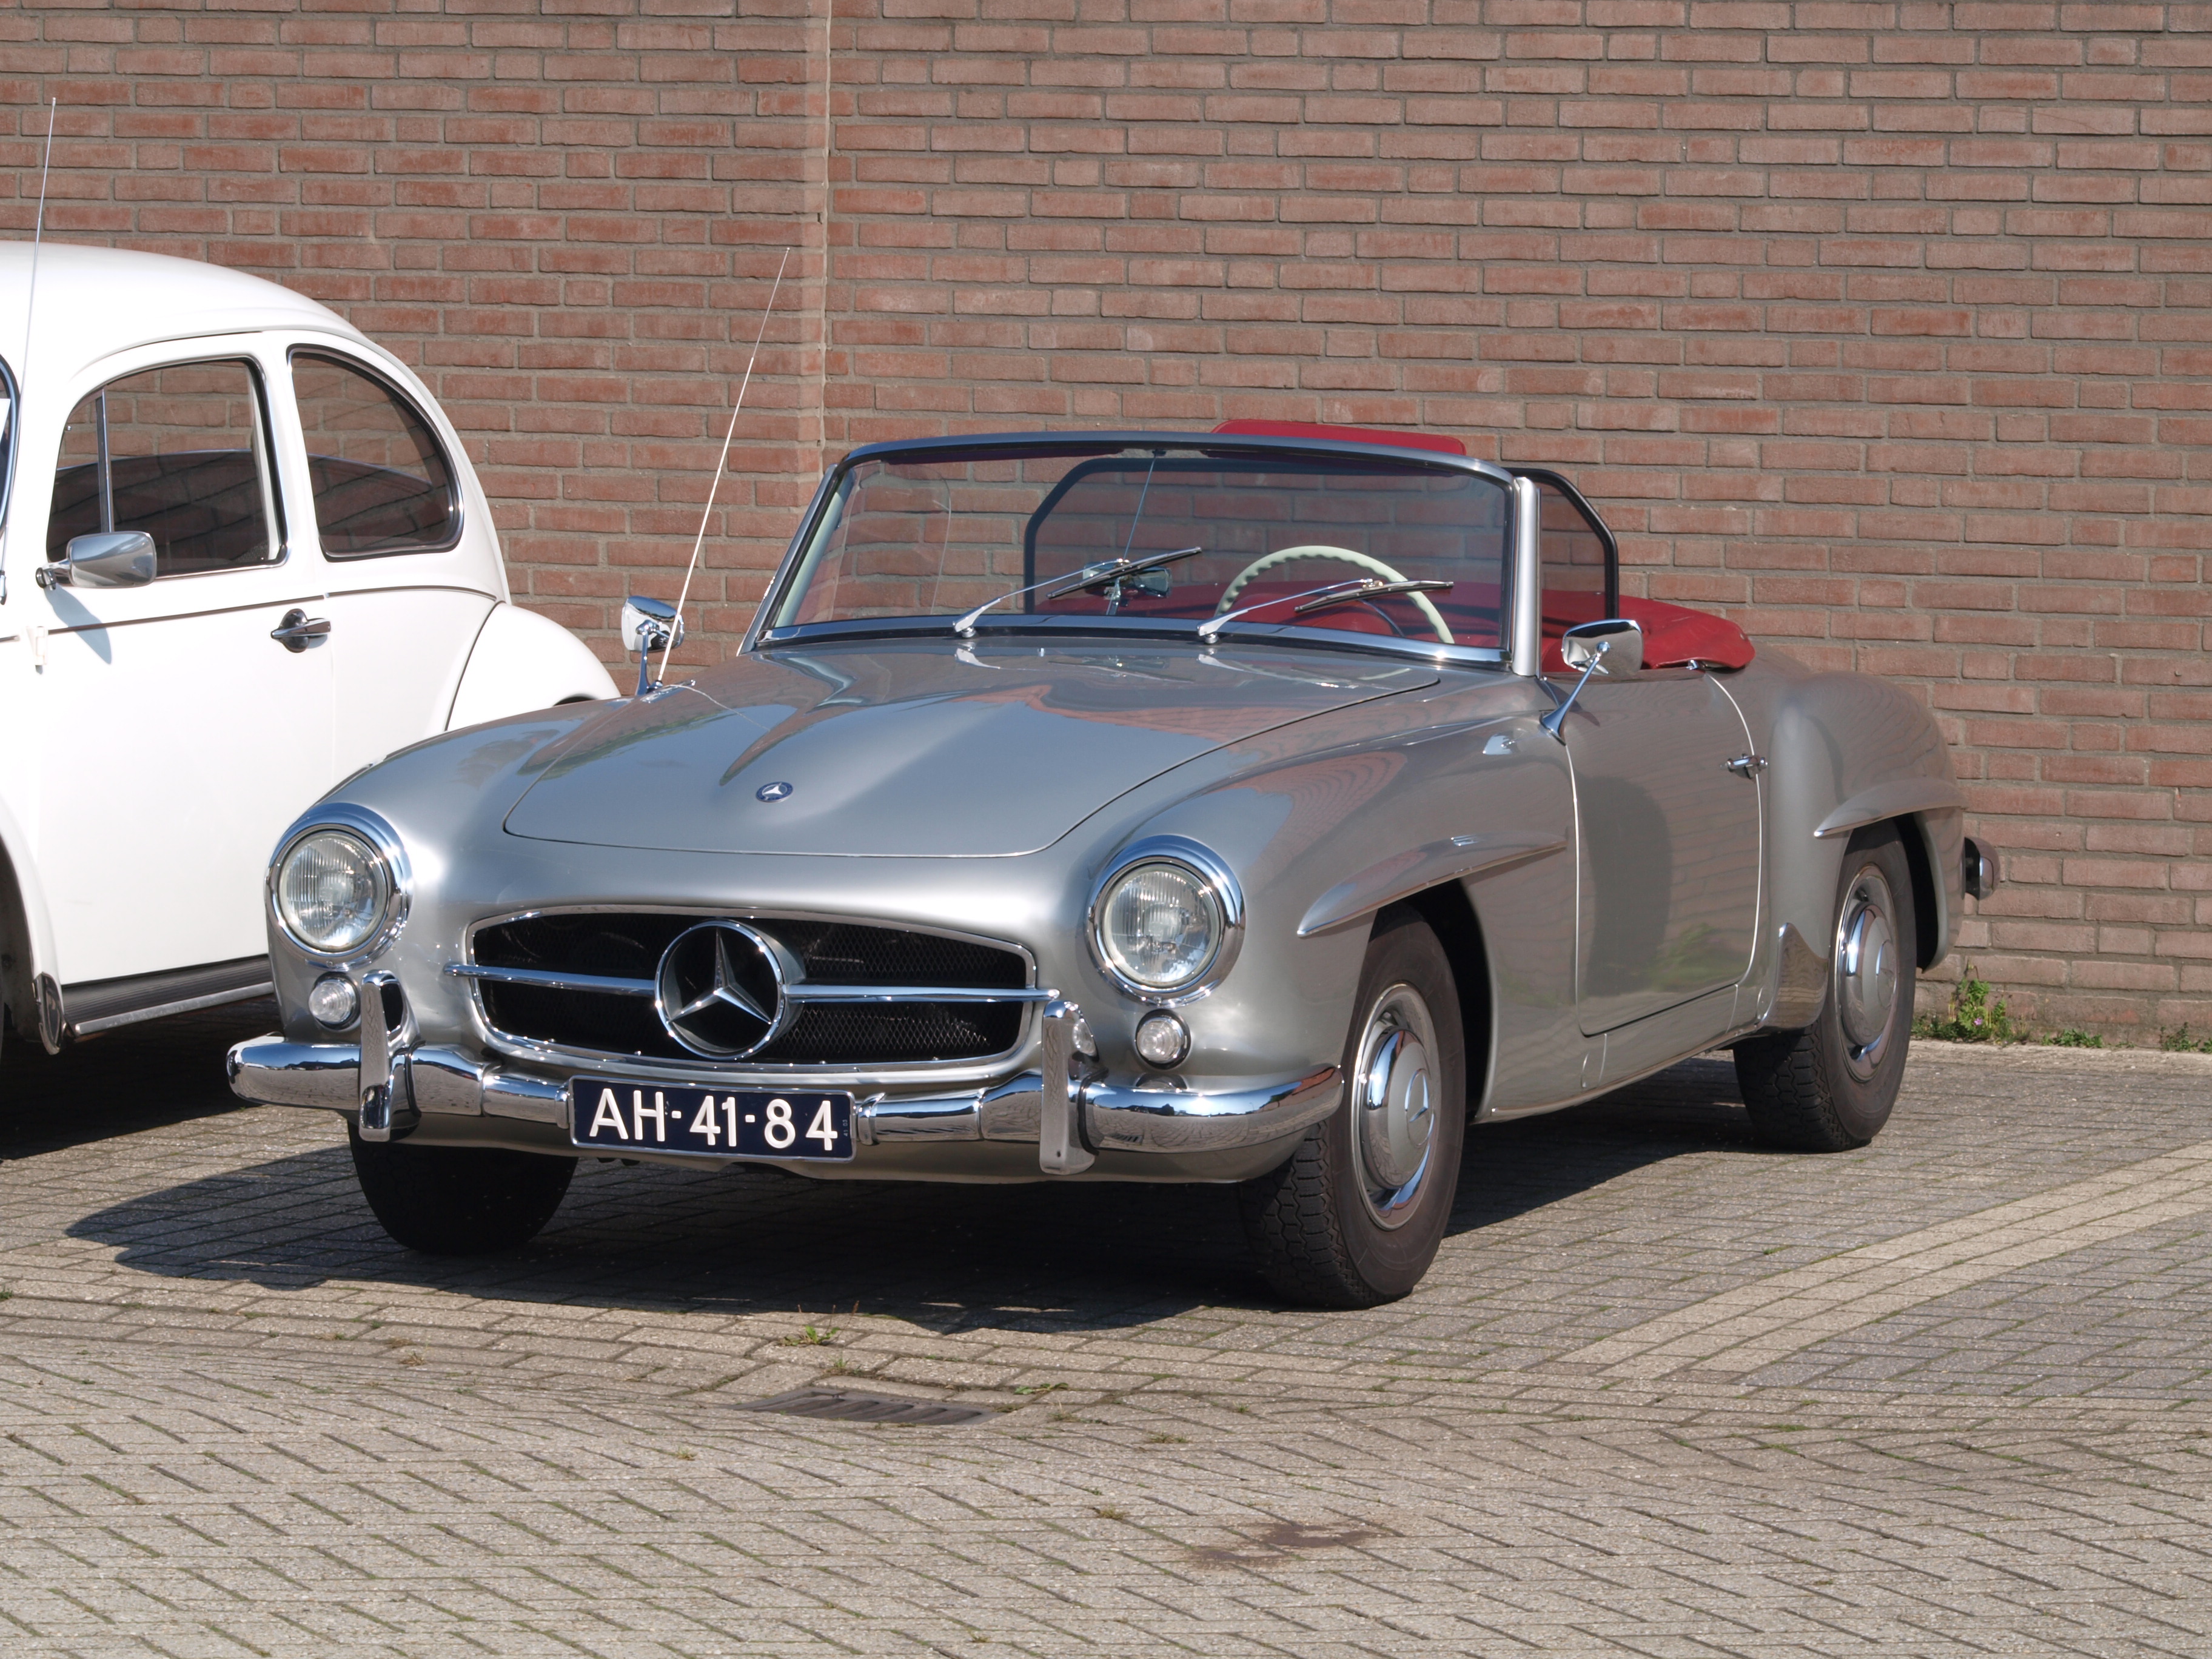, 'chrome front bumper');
226,1014,1341,1180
